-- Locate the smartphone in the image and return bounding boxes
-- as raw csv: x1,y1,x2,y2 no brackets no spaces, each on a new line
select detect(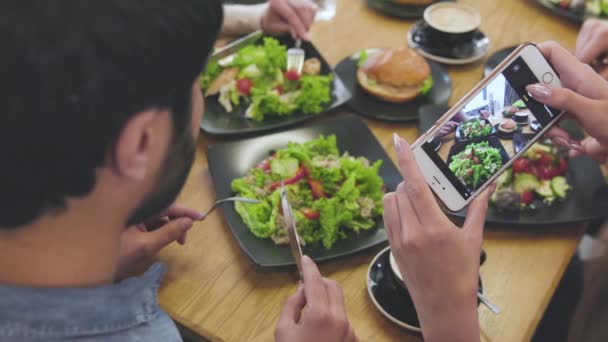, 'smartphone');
412,43,564,212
